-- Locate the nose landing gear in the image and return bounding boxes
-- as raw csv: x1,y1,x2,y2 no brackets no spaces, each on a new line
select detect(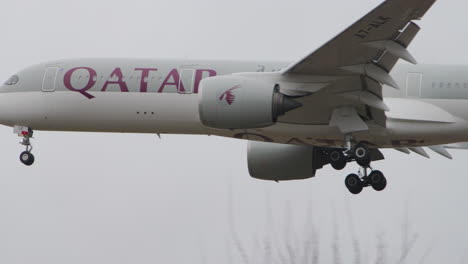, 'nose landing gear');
15,126,35,166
